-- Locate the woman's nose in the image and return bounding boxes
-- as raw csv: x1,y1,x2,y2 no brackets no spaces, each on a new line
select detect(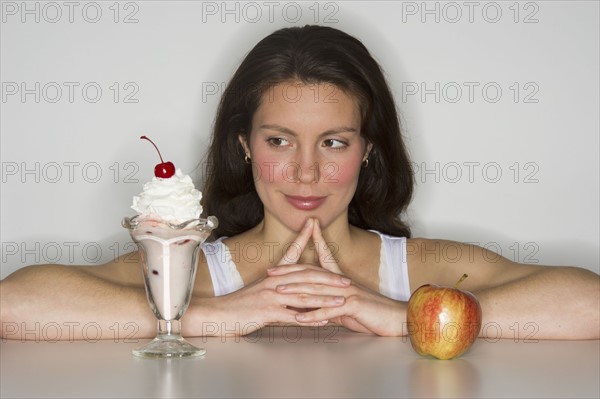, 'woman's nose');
290,153,320,184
